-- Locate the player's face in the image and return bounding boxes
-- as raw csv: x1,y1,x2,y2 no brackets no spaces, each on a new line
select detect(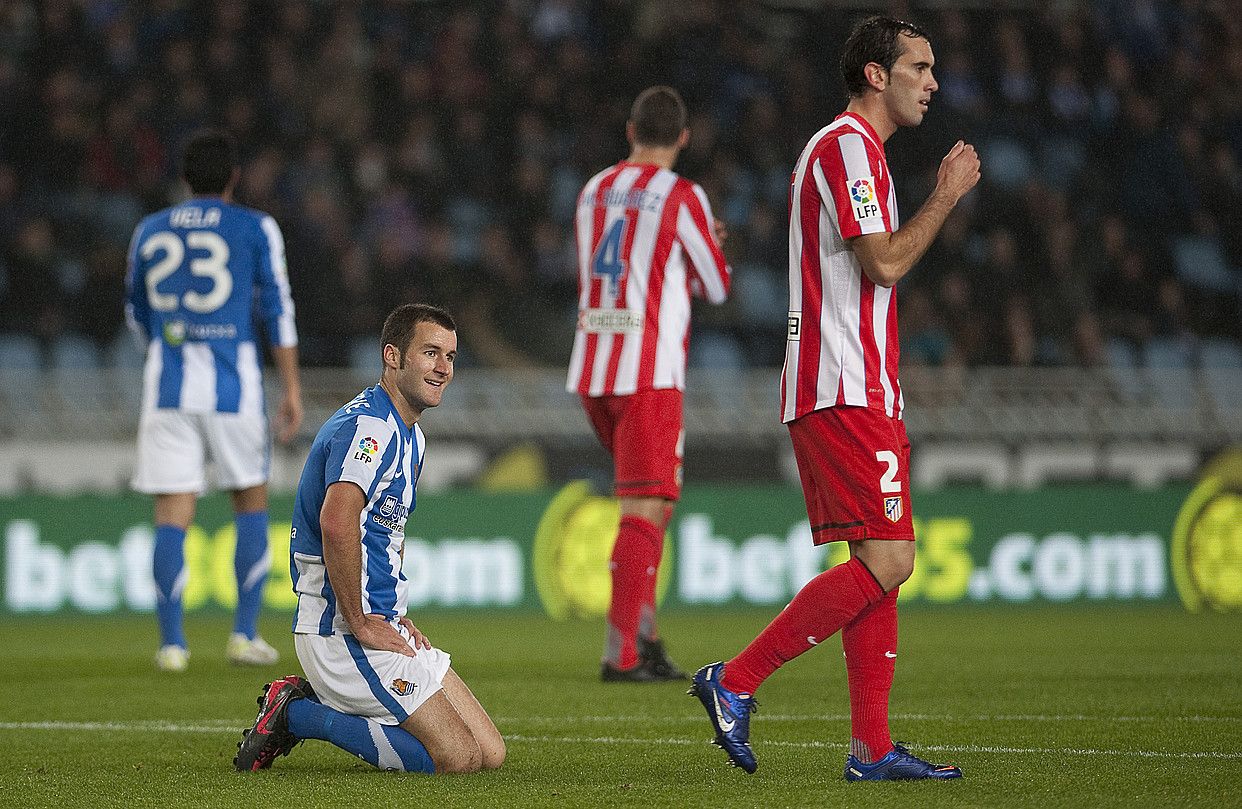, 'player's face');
394,321,457,413
884,35,938,128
